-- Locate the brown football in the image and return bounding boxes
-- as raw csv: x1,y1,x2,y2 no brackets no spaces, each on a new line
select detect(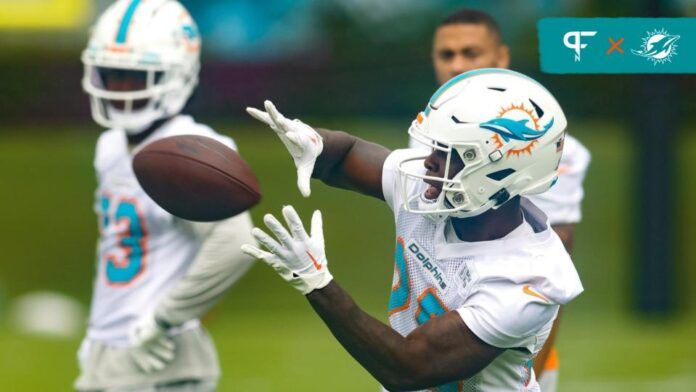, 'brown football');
133,135,261,222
